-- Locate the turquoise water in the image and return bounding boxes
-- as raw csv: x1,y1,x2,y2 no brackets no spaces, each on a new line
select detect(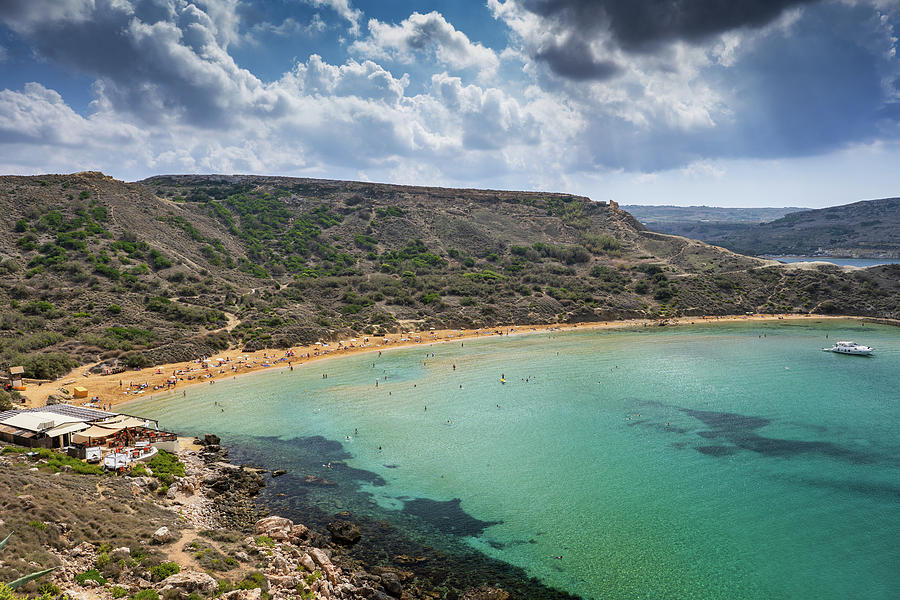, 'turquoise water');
129,321,900,599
